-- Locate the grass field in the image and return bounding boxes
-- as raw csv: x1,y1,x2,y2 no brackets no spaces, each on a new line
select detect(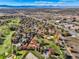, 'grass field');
0,18,20,59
